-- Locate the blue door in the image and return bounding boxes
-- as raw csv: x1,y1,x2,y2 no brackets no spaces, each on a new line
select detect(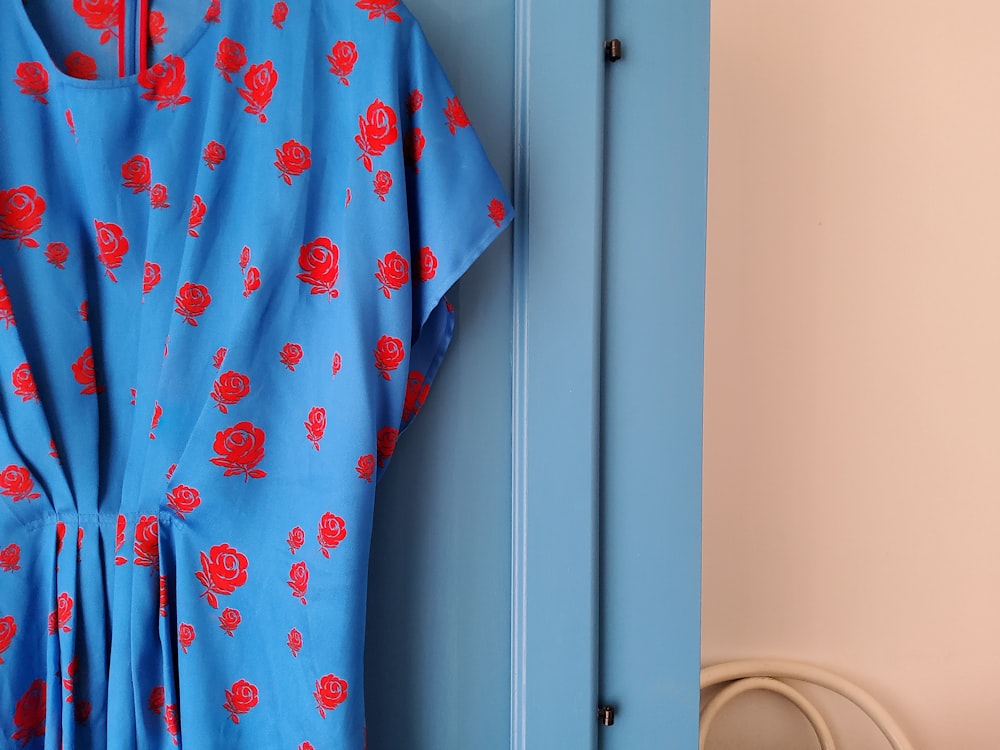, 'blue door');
365,1,709,747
